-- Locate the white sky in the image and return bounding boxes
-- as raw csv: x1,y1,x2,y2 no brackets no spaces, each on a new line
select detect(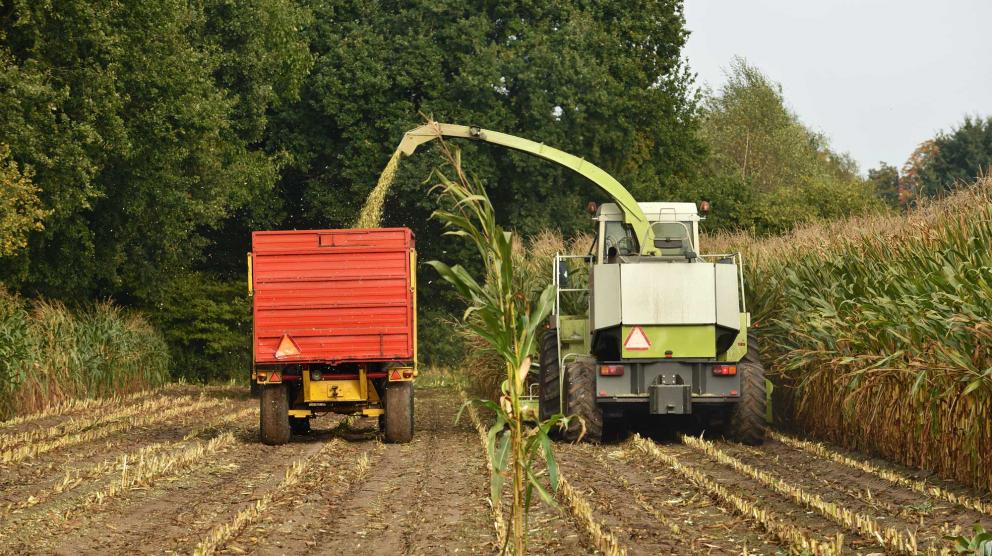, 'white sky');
683,0,992,173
